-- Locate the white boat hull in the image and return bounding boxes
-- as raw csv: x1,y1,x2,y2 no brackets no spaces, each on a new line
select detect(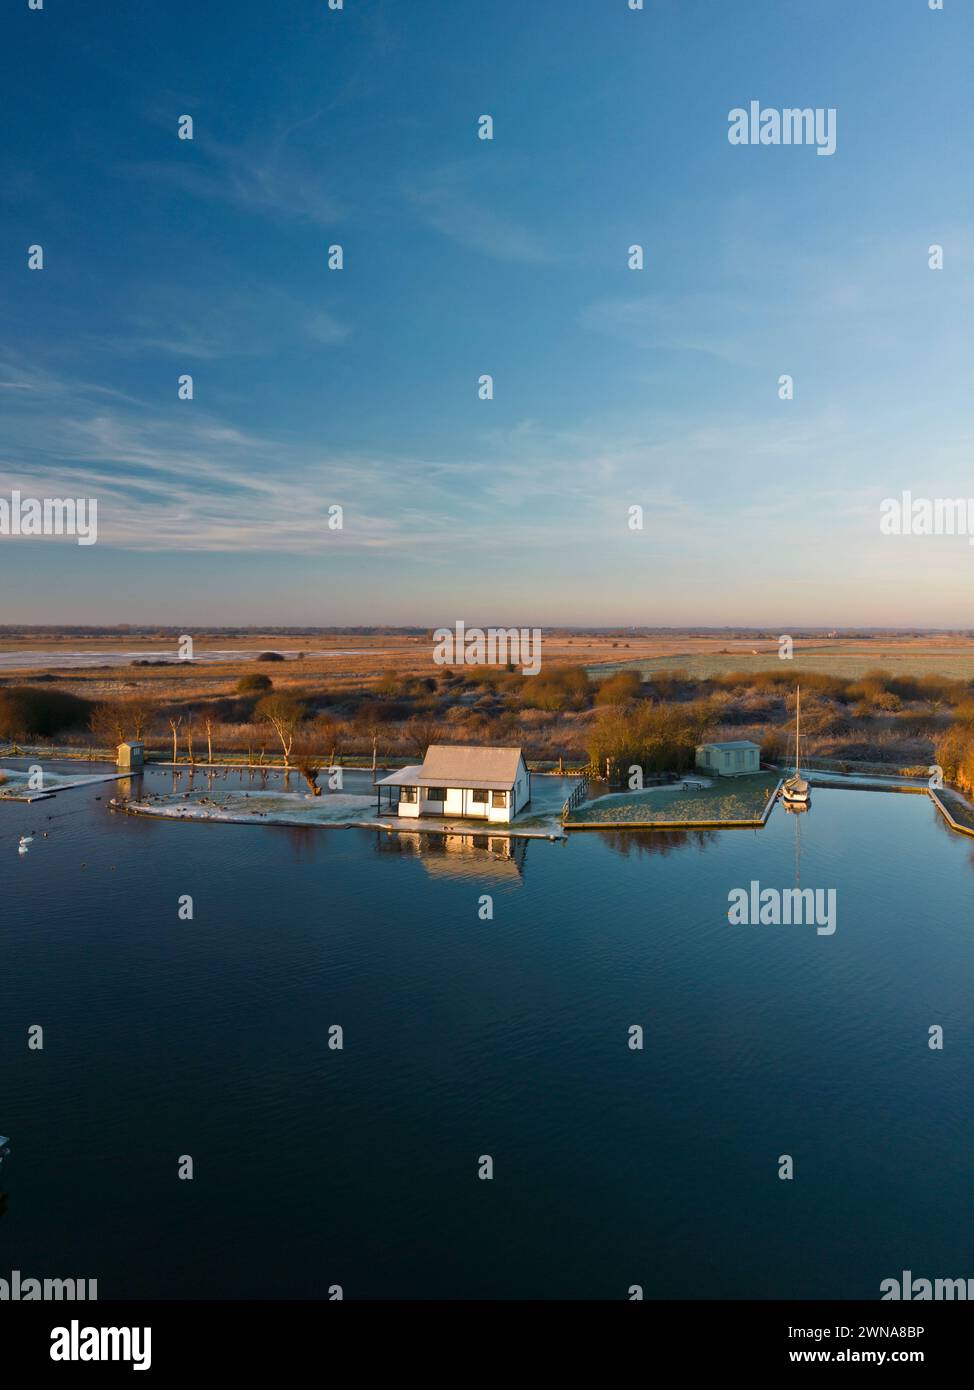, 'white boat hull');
782,776,810,804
